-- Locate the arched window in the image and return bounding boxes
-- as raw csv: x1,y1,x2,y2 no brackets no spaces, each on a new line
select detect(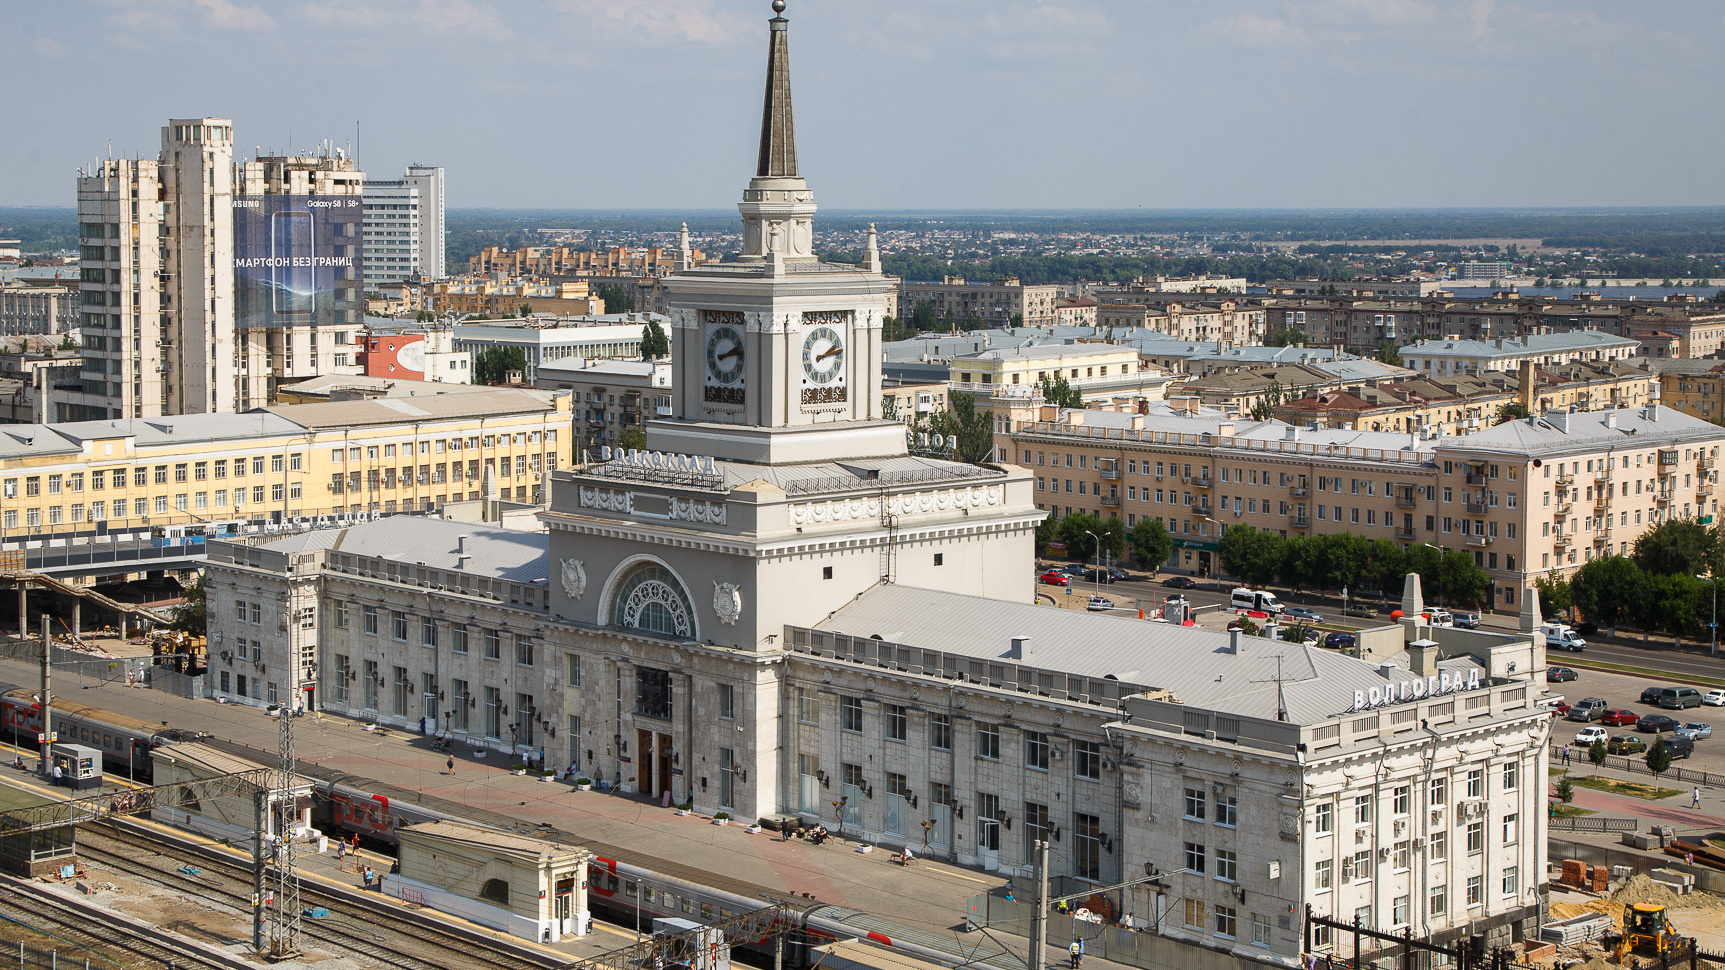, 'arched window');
611,564,694,638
